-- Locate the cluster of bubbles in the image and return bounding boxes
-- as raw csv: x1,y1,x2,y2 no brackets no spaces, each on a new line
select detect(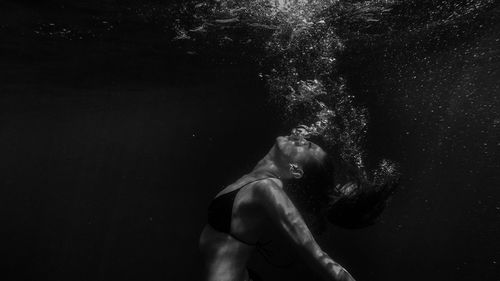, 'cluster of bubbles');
175,0,377,169
238,1,393,175
173,0,495,180
32,21,114,40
